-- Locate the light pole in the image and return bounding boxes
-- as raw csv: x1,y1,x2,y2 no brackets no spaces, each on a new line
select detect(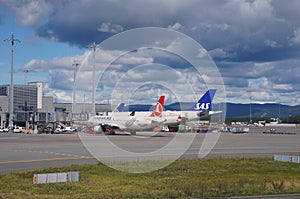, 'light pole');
72,60,79,121
249,102,252,124
83,93,86,120
278,102,281,123
23,69,28,85
87,42,98,116
4,33,21,129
